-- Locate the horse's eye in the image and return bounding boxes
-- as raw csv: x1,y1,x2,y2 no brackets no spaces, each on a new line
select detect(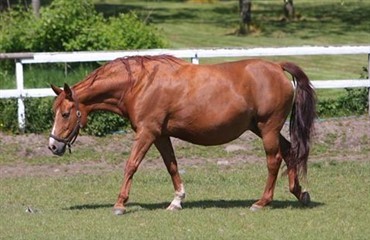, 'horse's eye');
61,112,70,118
